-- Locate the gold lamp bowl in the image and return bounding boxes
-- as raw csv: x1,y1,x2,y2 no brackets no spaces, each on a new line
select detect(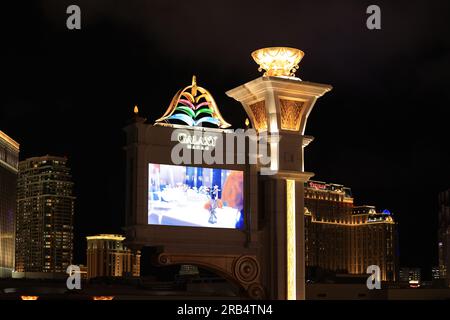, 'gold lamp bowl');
251,47,304,77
